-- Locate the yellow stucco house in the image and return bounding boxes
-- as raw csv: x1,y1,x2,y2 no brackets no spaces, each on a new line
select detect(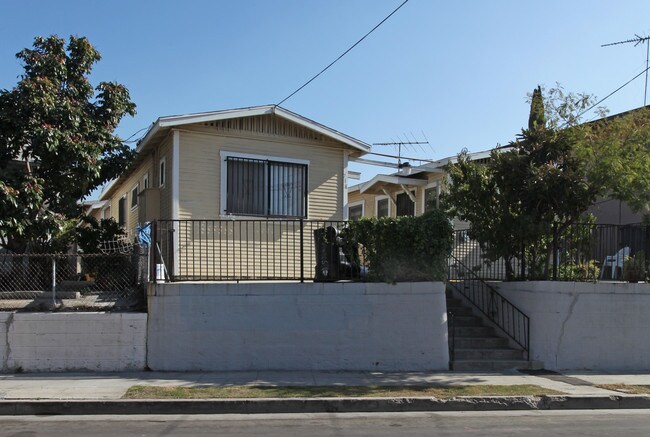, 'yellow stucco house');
97,105,370,280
